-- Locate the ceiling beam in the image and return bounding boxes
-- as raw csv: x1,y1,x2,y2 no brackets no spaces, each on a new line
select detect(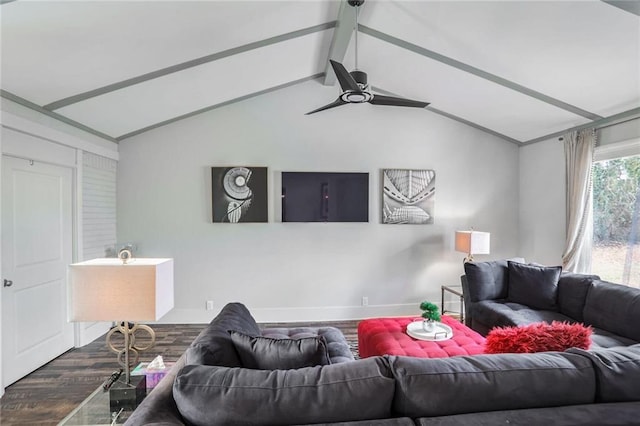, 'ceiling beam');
521,107,640,146
372,86,521,145
322,0,356,86
427,107,522,146
44,22,336,111
360,25,603,122
0,90,118,142
602,1,640,16
117,73,324,141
